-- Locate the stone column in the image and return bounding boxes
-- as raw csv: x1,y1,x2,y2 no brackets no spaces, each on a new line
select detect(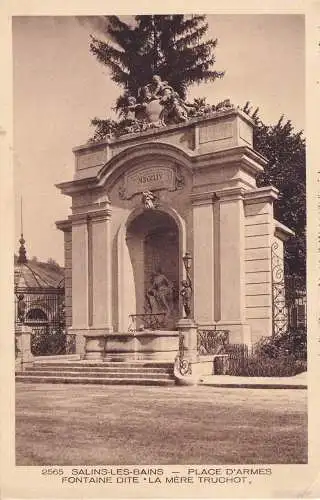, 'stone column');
15,324,34,369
